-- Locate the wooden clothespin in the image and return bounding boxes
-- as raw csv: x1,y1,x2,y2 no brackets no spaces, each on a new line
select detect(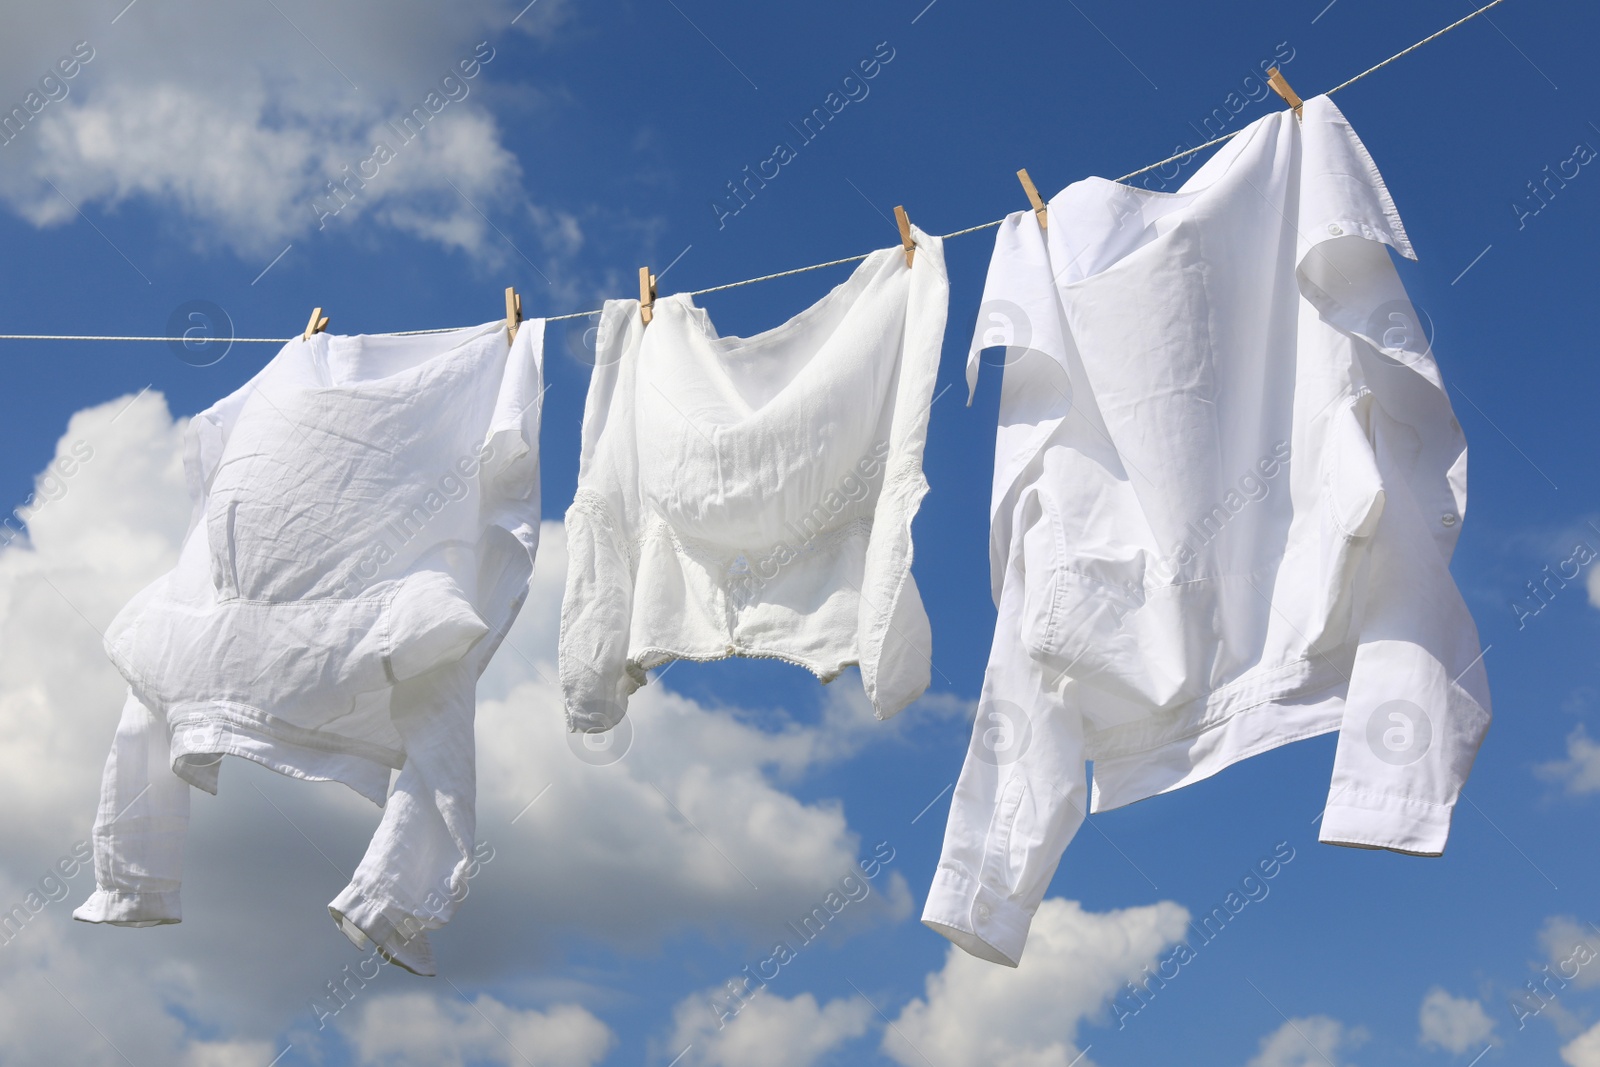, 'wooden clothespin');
638,266,657,325
894,205,915,268
302,307,329,341
504,286,522,342
1266,67,1303,118
1017,168,1048,230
